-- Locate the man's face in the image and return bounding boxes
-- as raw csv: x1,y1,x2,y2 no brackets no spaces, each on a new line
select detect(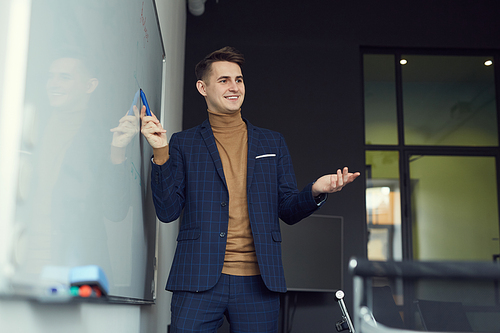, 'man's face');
46,58,95,110
197,61,245,114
